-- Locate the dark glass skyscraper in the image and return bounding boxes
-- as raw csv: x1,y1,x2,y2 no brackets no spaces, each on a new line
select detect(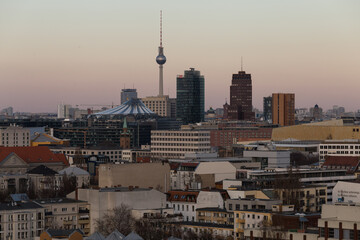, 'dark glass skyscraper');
263,96,272,121
176,68,205,124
